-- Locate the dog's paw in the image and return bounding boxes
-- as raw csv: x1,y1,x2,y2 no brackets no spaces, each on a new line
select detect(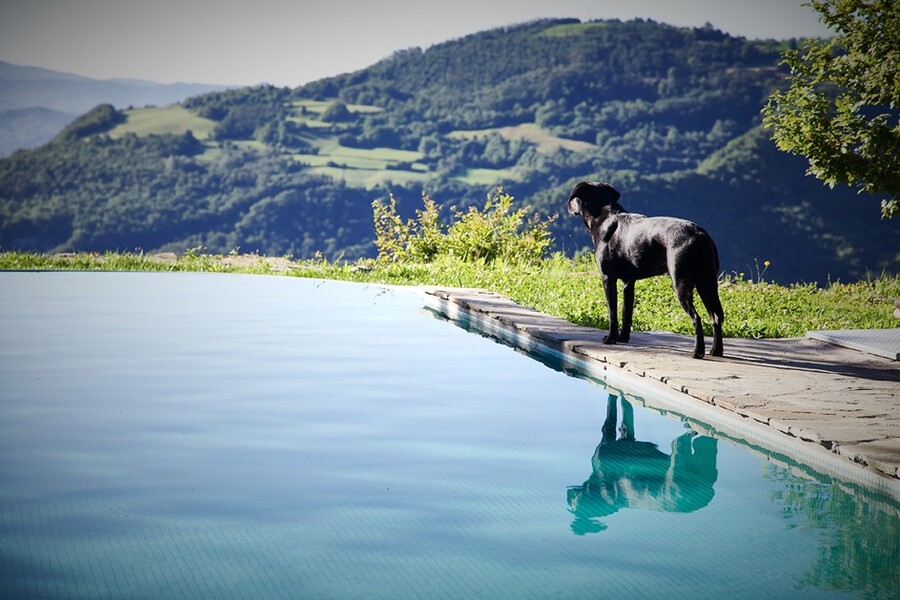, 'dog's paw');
602,334,618,345
618,331,630,343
